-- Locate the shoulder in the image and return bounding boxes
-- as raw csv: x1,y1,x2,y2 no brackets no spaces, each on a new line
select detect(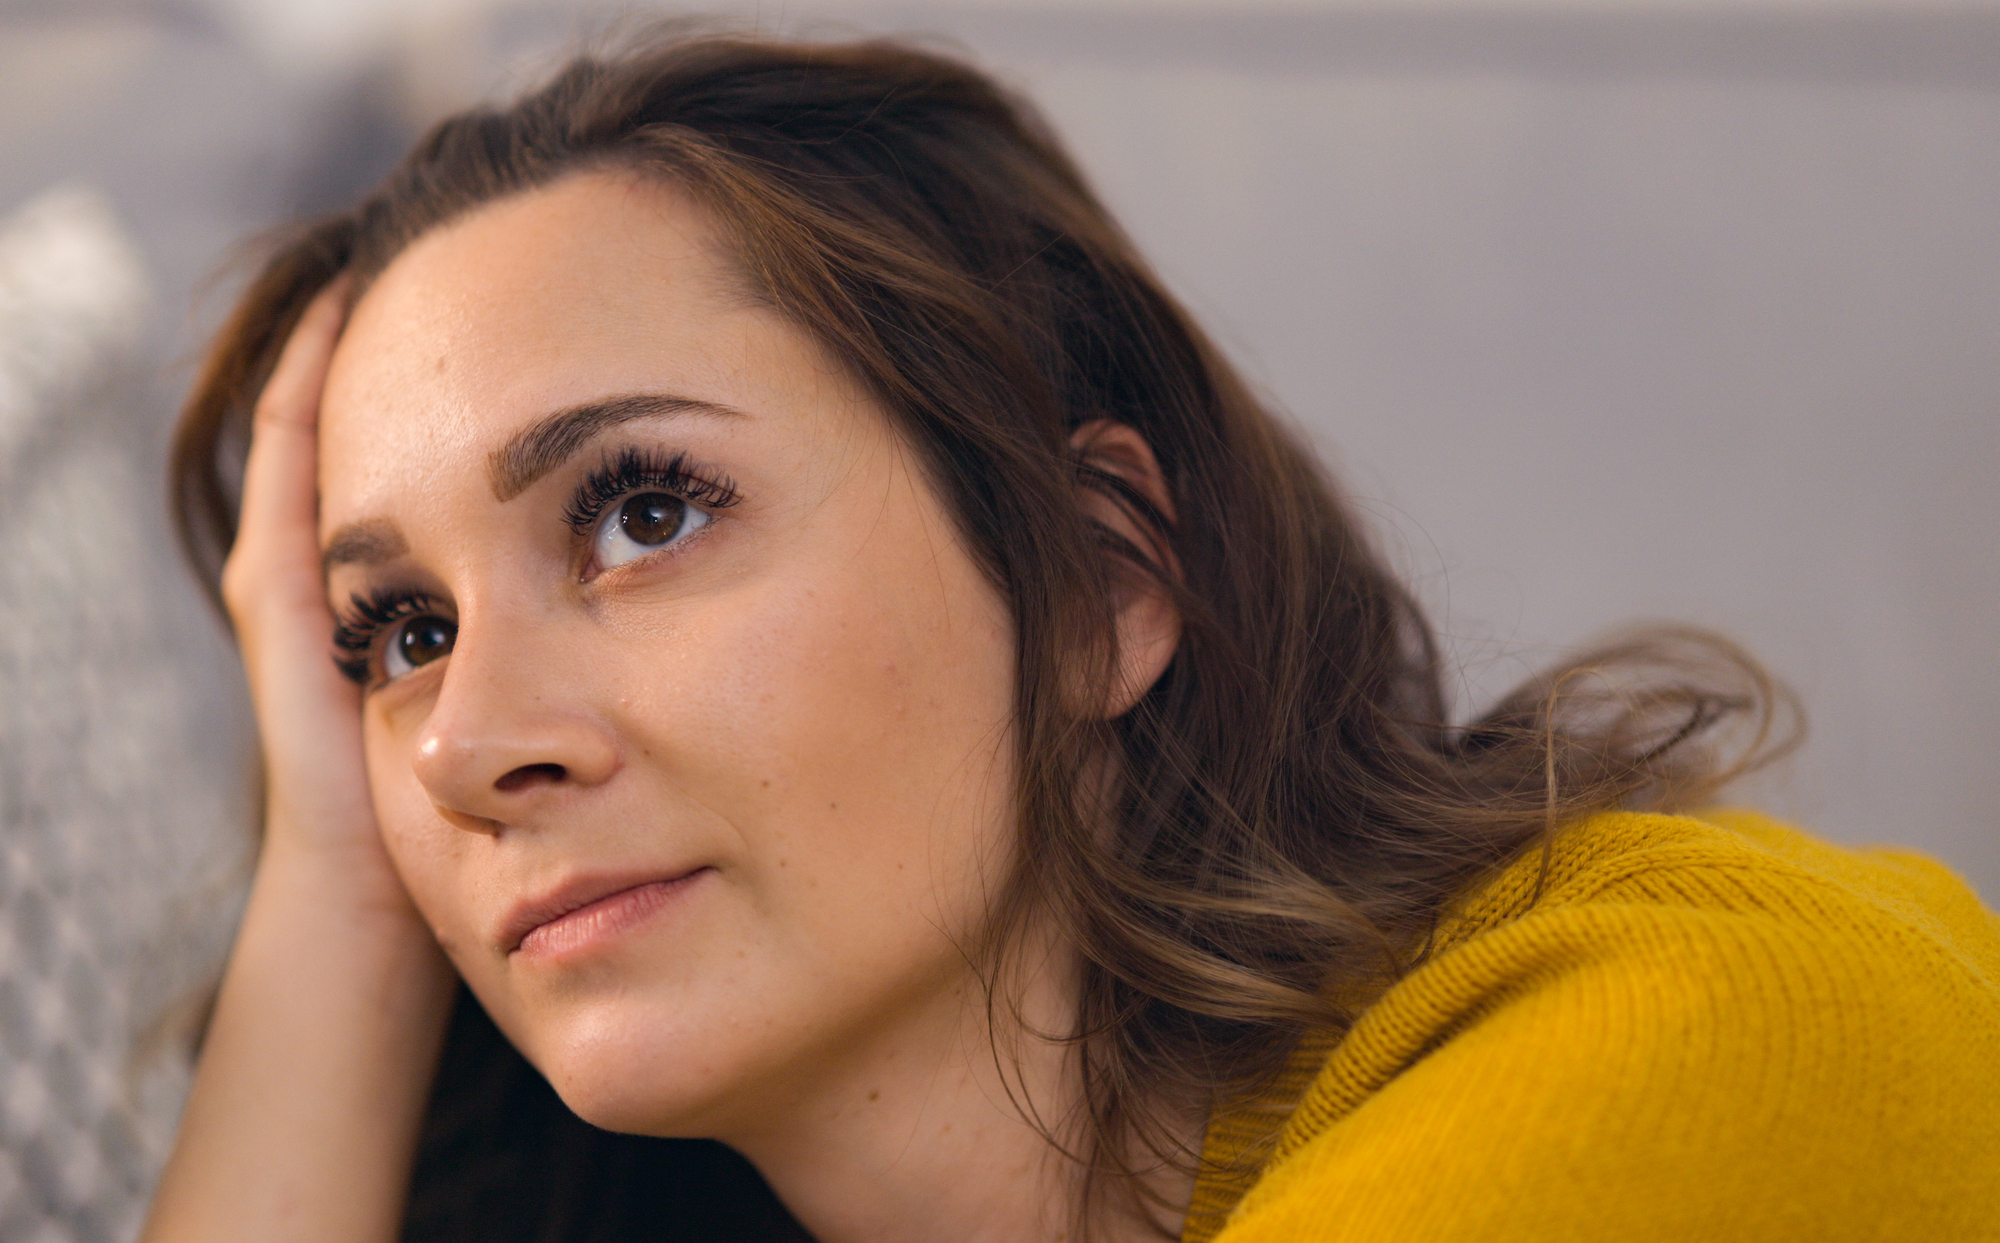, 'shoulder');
1424,808,2000,1021
1194,810,2000,1243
